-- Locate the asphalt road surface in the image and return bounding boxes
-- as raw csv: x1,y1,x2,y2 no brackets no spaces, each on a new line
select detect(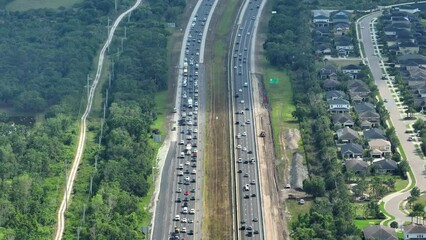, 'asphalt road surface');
230,0,265,239
151,0,216,239
358,11,426,225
